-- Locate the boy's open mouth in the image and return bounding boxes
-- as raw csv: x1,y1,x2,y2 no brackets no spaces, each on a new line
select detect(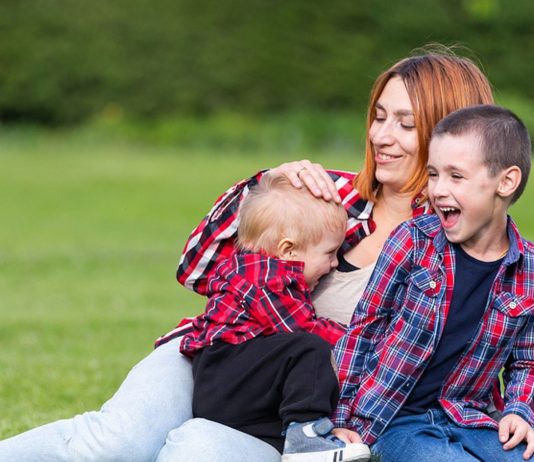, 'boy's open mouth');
439,207,460,228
